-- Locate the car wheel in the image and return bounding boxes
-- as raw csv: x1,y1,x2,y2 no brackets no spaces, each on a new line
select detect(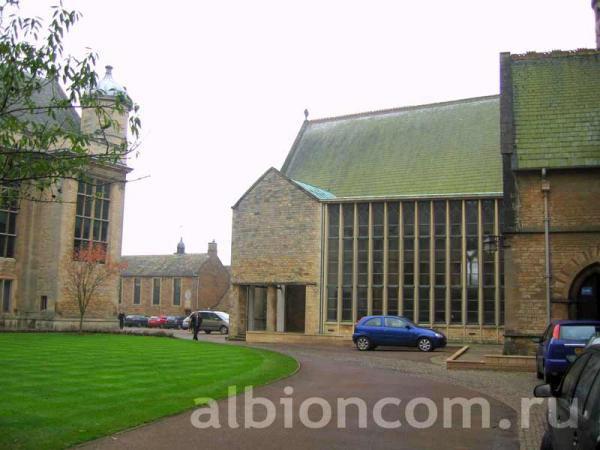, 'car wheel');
205,330,212,334
536,359,544,380
219,325,228,335
355,336,371,351
540,430,553,450
417,337,433,352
